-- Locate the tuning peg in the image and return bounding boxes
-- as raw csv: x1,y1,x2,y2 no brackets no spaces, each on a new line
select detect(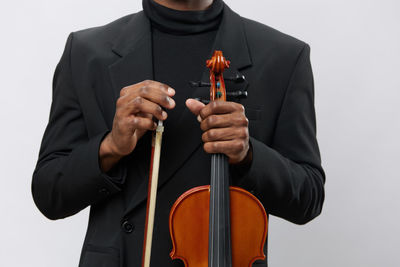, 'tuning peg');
226,90,248,99
225,73,246,83
189,81,212,88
